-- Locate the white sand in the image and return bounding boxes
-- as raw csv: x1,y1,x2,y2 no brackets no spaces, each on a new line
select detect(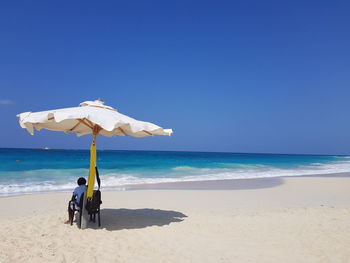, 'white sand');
1,176,350,263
